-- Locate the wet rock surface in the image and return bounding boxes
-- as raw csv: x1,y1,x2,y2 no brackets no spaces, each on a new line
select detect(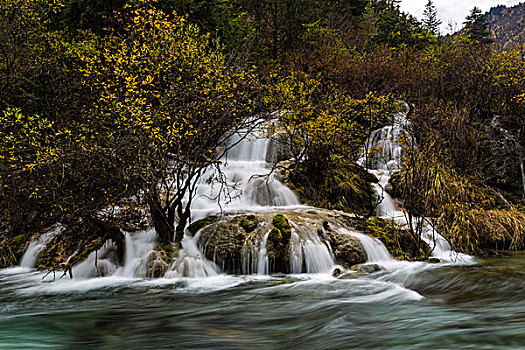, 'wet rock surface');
193,209,373,274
